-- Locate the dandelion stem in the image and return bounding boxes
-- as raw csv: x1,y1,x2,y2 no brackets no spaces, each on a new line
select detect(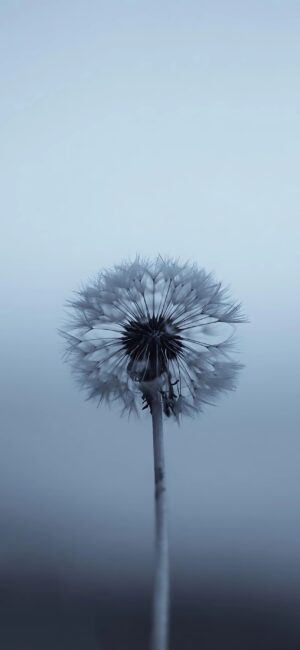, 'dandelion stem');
150,392,169,650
